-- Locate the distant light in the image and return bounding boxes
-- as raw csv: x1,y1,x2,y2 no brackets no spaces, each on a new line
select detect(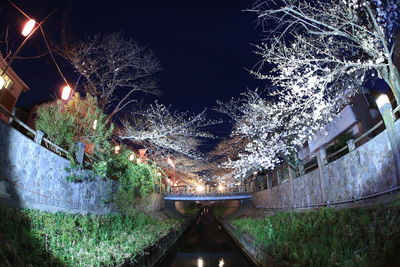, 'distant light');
0,76,5,89
219,258,225,267
376,94,391,110
197,257,204,267
196,185,205,193
156,172,162,176
22,19,36,37
114,145,120,154
61,85,72,100
253,171,258,175
218,185,224,192
129,154,135,161
92,119,98,130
